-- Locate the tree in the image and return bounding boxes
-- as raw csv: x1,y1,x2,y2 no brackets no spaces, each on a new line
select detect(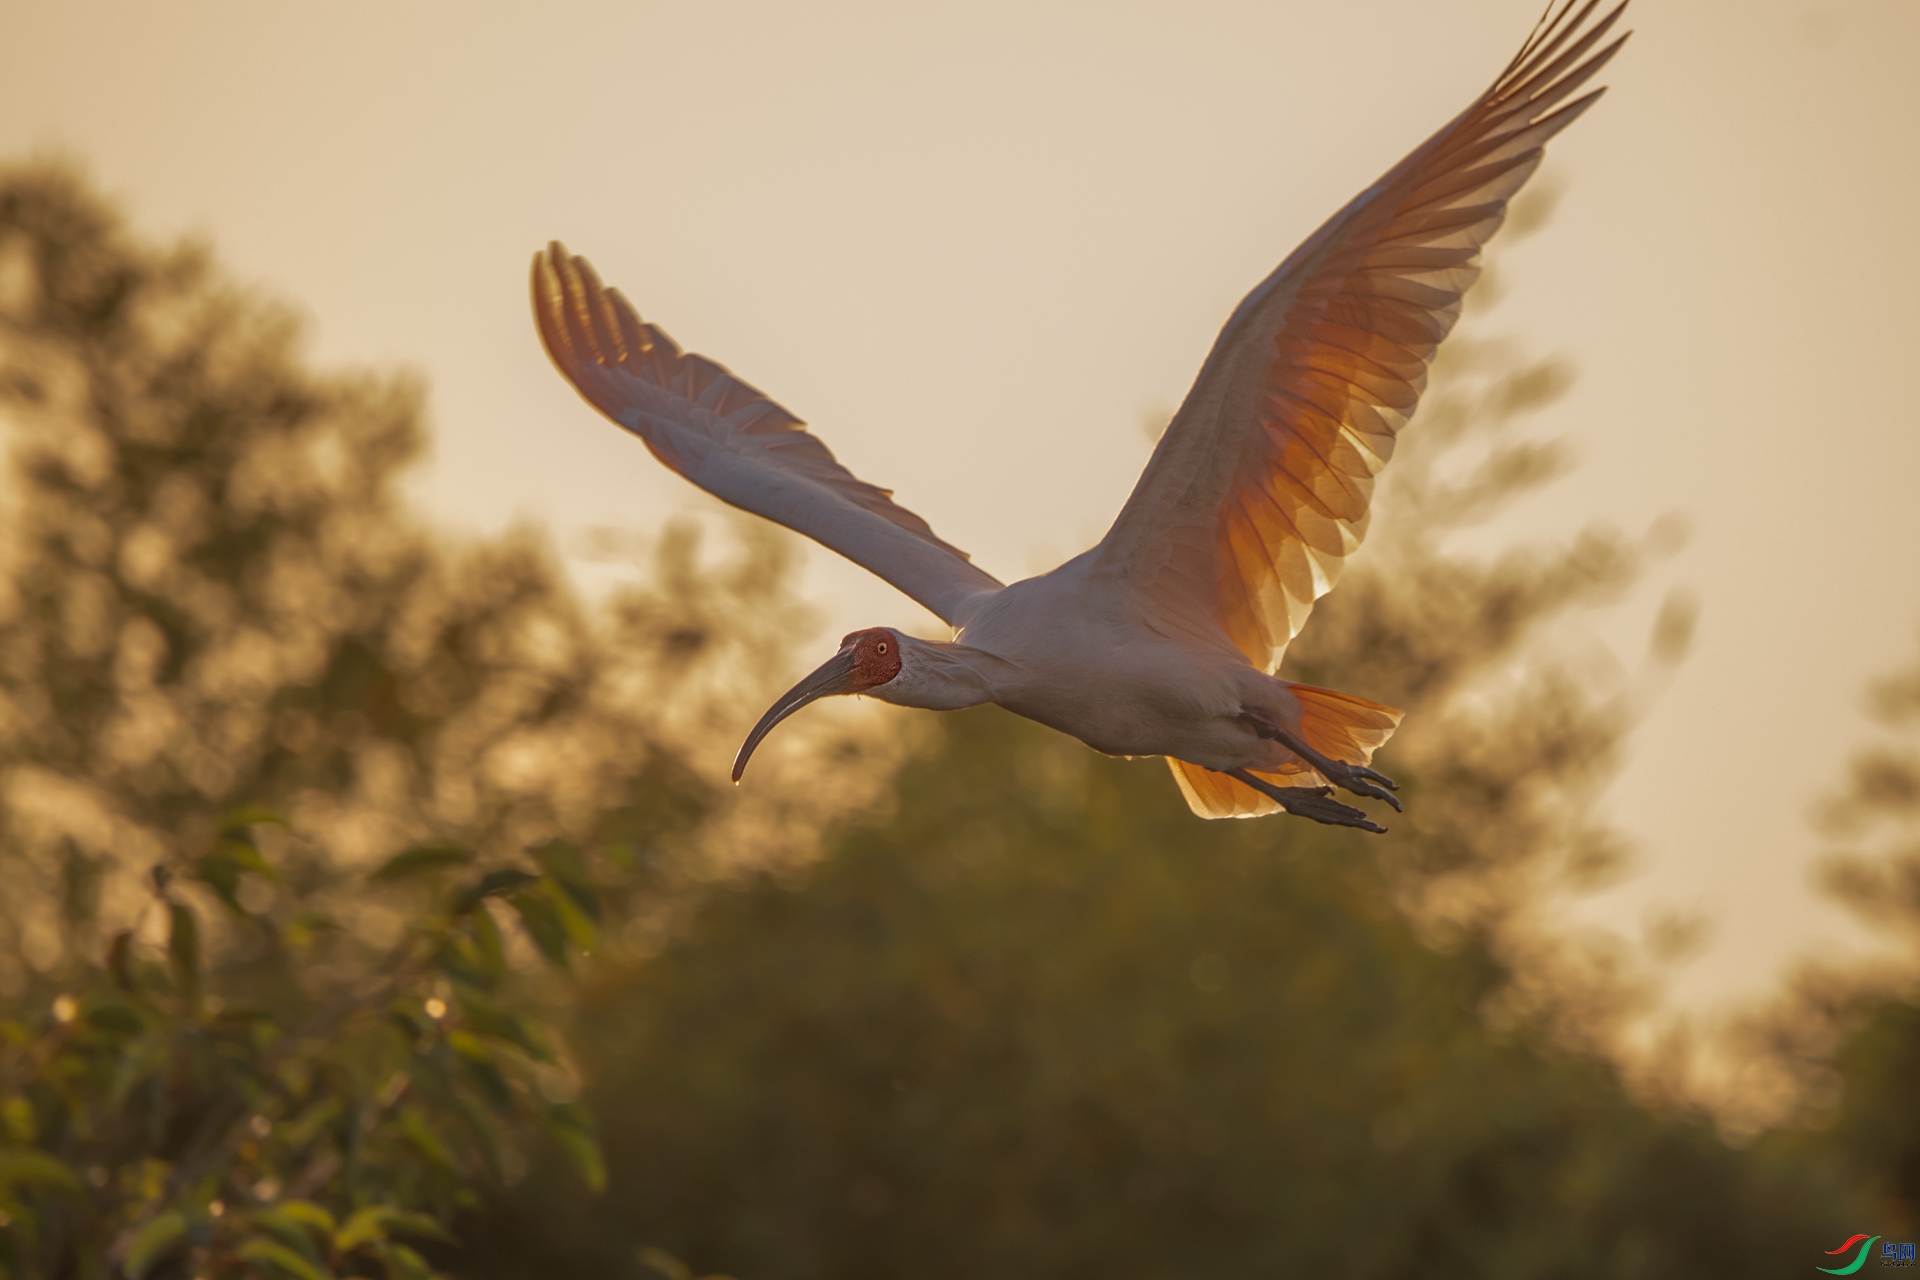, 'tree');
1734,638,1920,1240
0,161,872,1000
0,162,864,1279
